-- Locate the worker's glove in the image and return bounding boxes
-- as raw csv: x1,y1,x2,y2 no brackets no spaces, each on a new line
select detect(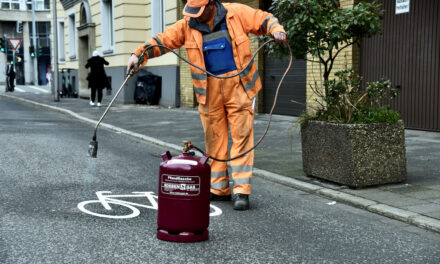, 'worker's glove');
126,51,147,76
273,31,288,45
